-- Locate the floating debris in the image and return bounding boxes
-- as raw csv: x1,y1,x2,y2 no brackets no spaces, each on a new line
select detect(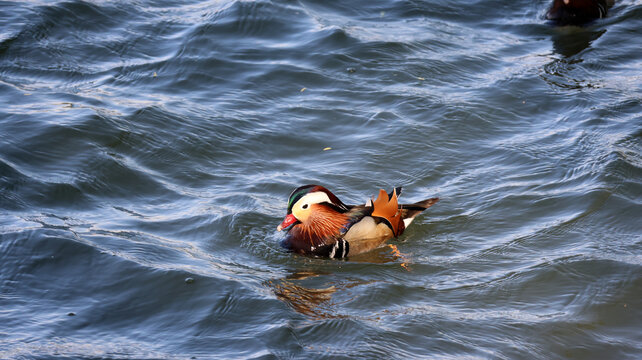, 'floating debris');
185,277,194,284
300,87,306,92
